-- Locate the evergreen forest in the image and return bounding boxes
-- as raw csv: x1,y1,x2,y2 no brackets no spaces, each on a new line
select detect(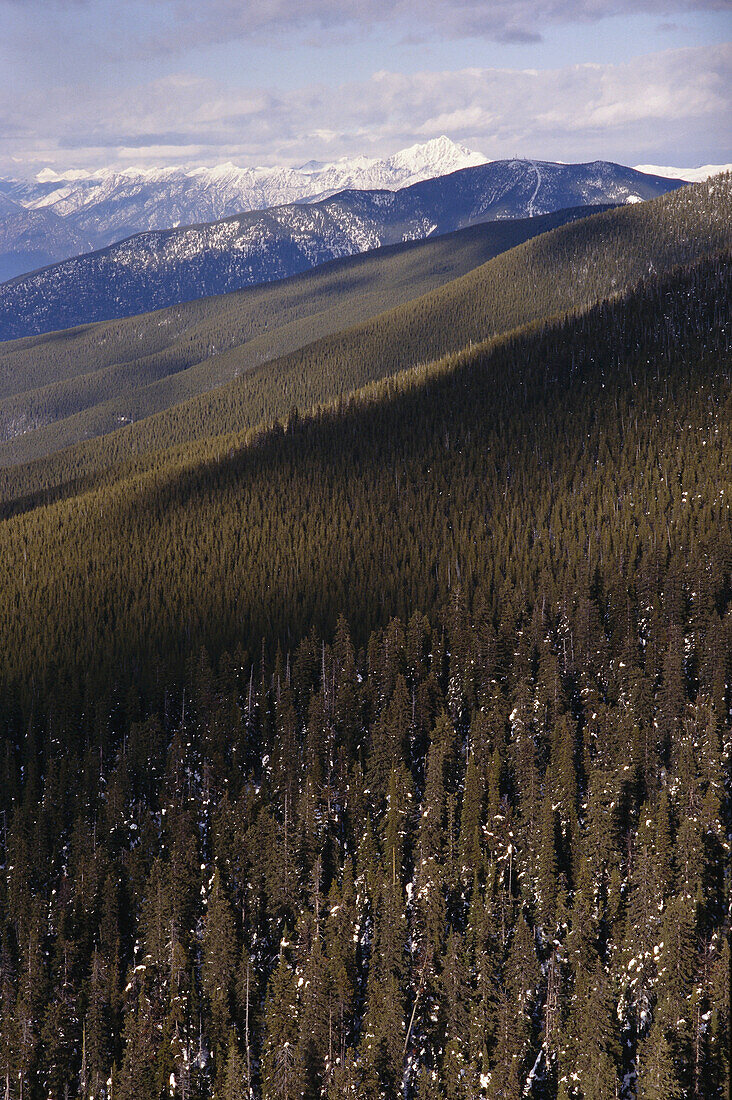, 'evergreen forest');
0,177,729,1100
